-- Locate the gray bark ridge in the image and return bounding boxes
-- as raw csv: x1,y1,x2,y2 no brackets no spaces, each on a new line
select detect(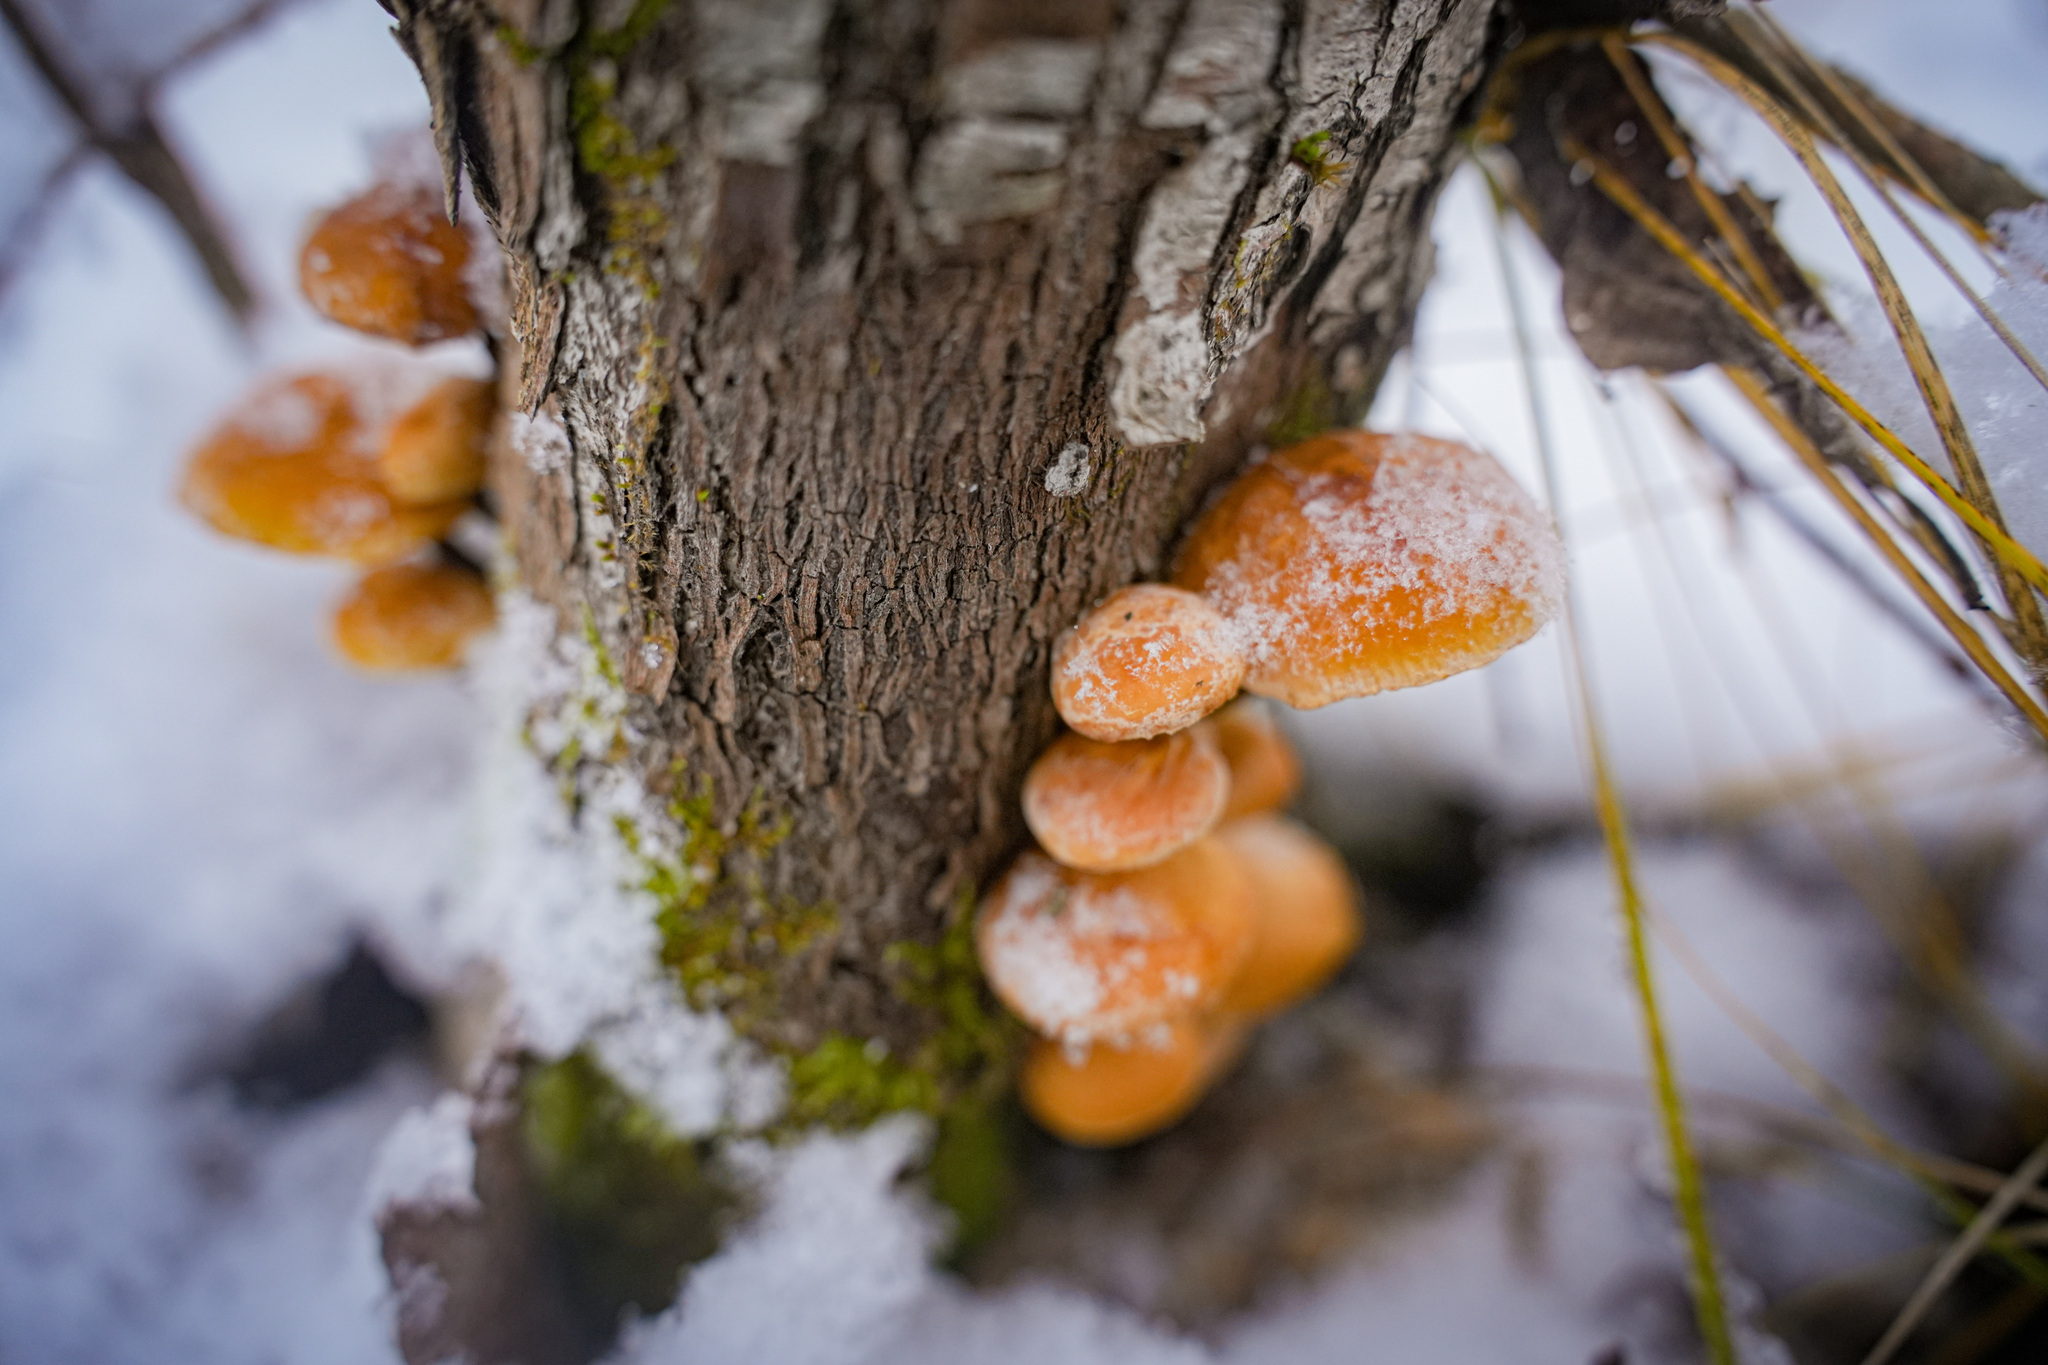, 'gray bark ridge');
396,0,1497,1070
